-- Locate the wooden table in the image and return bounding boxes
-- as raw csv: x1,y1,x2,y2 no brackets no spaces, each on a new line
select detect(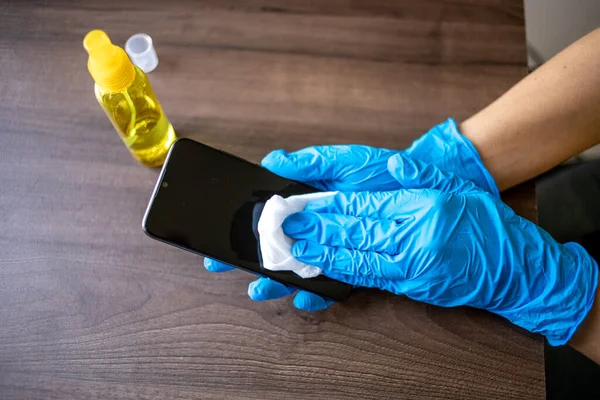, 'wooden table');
0,1,544,399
